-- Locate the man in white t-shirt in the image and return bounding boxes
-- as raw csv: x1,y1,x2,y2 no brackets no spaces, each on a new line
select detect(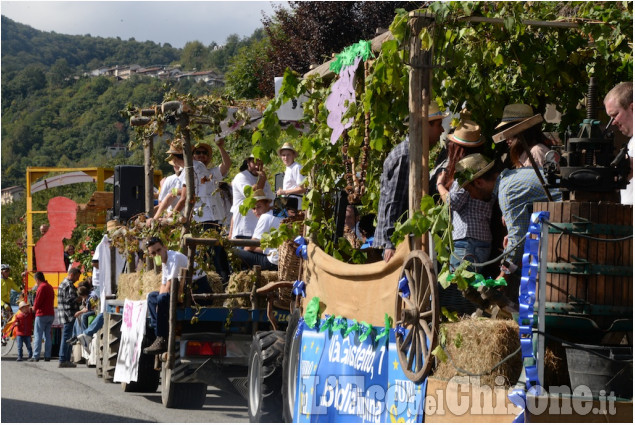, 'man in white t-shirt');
276,142,306,212
234,190,282,271
604,81,633,205
144,237,210,355
230,155,274,239
153,163,182,219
